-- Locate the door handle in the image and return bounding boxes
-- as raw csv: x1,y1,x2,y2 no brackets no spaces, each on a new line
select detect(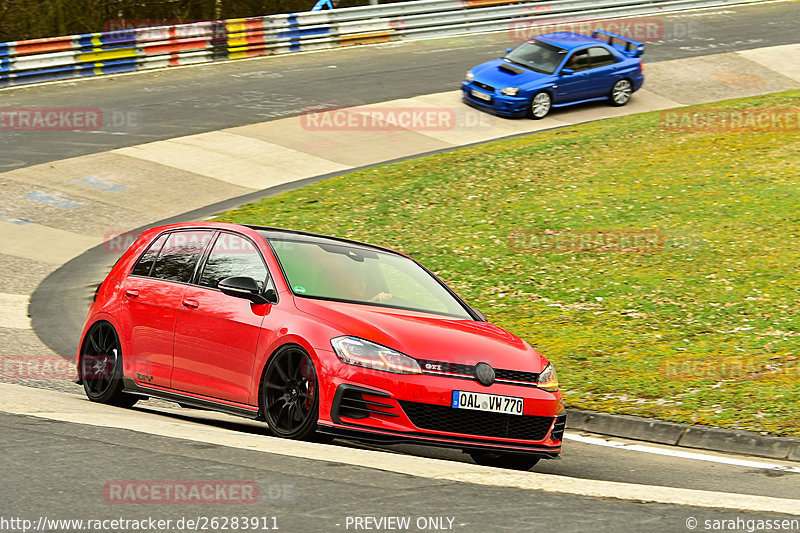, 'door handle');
124,289,139,298
182,299,199,309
